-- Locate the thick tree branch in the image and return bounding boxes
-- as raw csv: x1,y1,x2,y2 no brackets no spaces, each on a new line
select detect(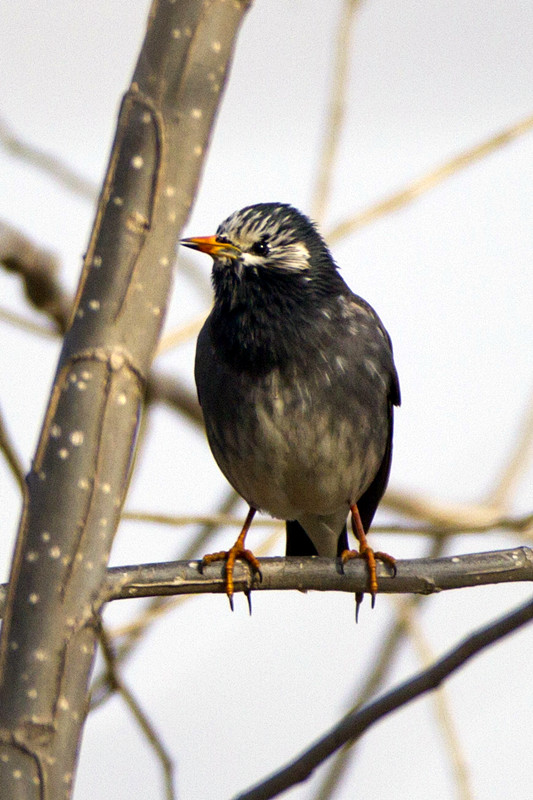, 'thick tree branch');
0,548,529,621
100,547,533,604
0,2,252,798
